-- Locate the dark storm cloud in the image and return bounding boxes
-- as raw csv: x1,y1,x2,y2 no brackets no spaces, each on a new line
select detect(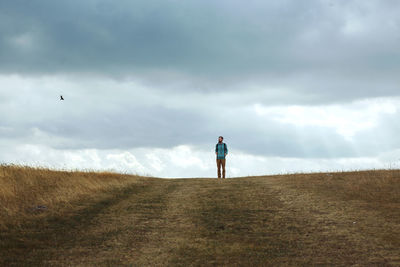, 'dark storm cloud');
0,0,294,77
1,0,399,101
